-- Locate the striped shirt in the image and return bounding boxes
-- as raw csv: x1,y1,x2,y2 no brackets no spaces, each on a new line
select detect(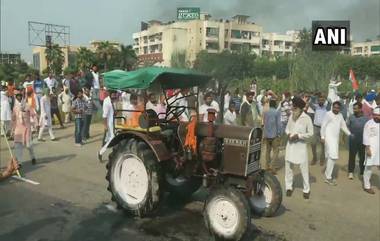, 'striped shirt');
72,97,87,119
83,95,93,115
